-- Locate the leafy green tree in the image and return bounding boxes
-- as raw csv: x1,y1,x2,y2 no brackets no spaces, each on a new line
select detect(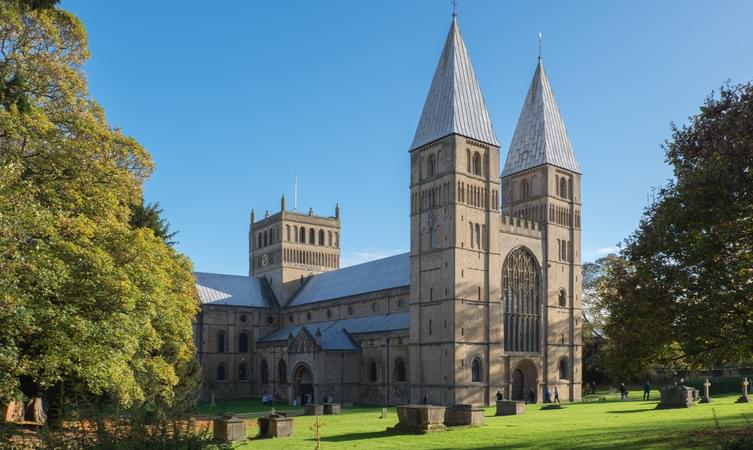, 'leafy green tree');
130,201,178,246
582,255,622,384
0,0,198,414
601,82,753,376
